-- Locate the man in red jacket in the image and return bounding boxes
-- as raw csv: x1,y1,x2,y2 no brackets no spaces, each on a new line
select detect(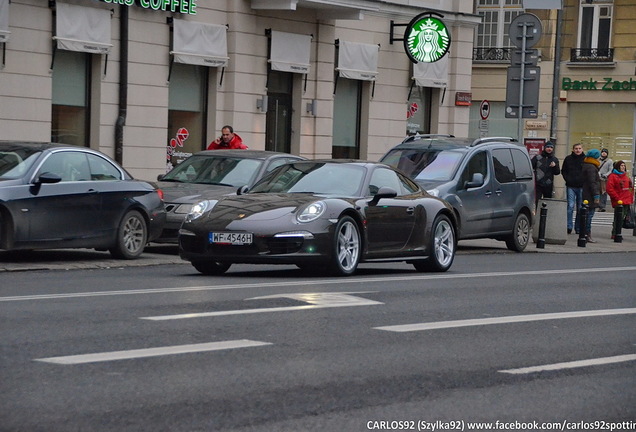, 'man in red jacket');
207,125,248,150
